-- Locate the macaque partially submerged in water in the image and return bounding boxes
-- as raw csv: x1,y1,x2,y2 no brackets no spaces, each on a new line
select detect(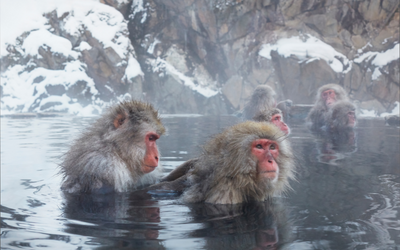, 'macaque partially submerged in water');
306,83,349,130
253,108,290,135
243,85,277,120
325,101,357,130
150,121,295,204
243,85,293,122
60,100,165,194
